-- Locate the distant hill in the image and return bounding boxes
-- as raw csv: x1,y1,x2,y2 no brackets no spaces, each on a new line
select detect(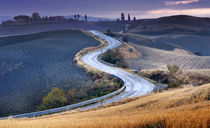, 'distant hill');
128,15,210,35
